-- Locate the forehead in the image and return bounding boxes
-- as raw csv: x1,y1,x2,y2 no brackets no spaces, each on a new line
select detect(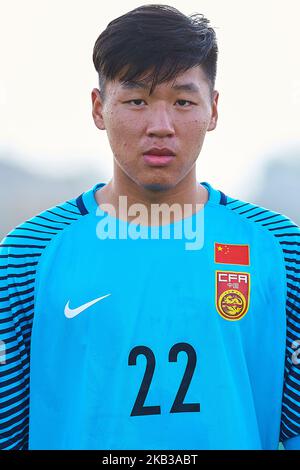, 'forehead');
108,66,209,94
